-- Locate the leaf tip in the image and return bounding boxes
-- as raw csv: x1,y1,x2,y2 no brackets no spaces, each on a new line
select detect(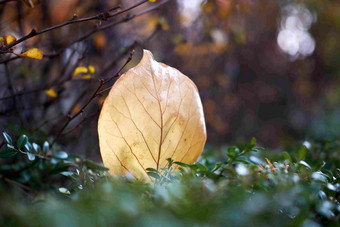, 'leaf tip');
141,49,155,64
